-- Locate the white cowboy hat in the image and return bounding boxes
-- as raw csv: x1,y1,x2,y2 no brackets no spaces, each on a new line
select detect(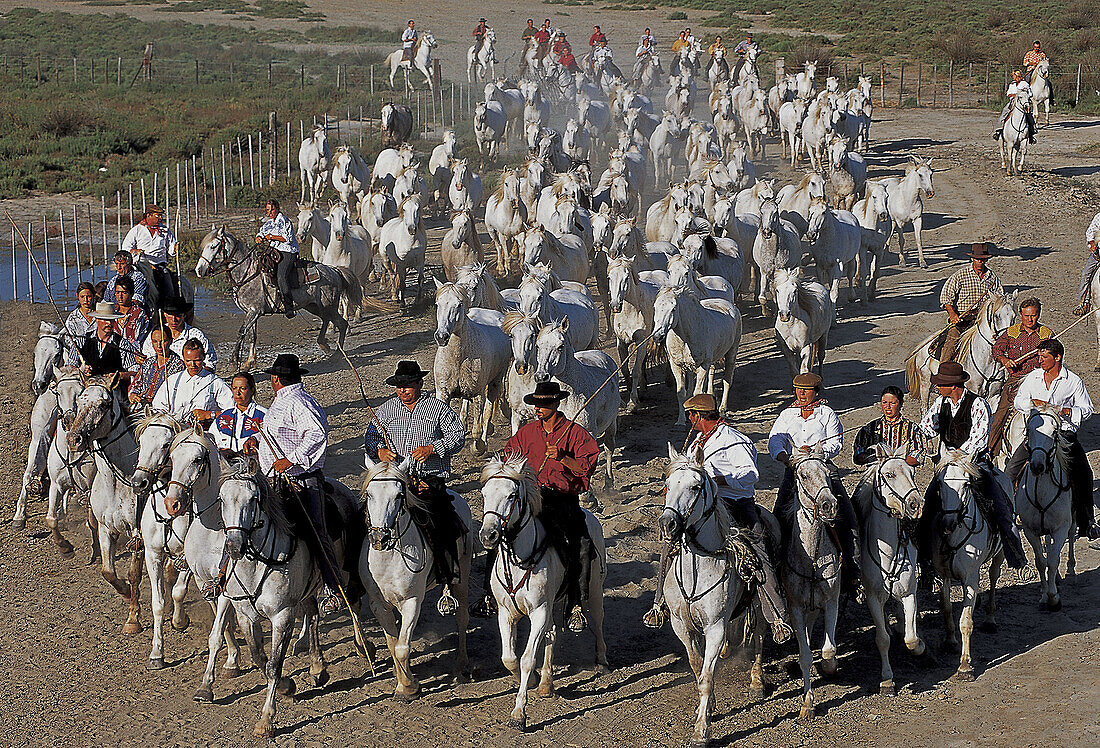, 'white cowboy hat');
91,302,124,321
